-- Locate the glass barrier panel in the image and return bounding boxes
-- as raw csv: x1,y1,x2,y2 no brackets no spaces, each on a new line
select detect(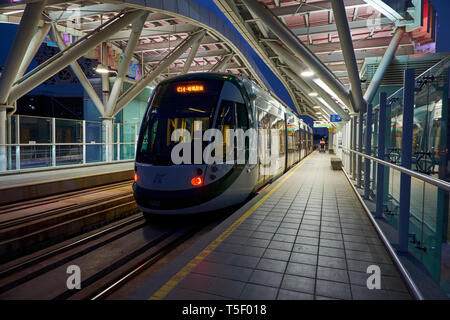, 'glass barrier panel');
120,144,136,160
86,144,104,163
20,146,52,169
56,145,83,166
20,116,51,144
56,119,82,144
